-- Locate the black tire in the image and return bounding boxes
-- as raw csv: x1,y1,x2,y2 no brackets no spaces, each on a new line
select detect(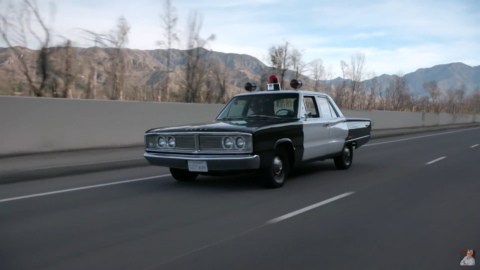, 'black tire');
334,144,353,170
260,147,290,188
170,168,198,182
